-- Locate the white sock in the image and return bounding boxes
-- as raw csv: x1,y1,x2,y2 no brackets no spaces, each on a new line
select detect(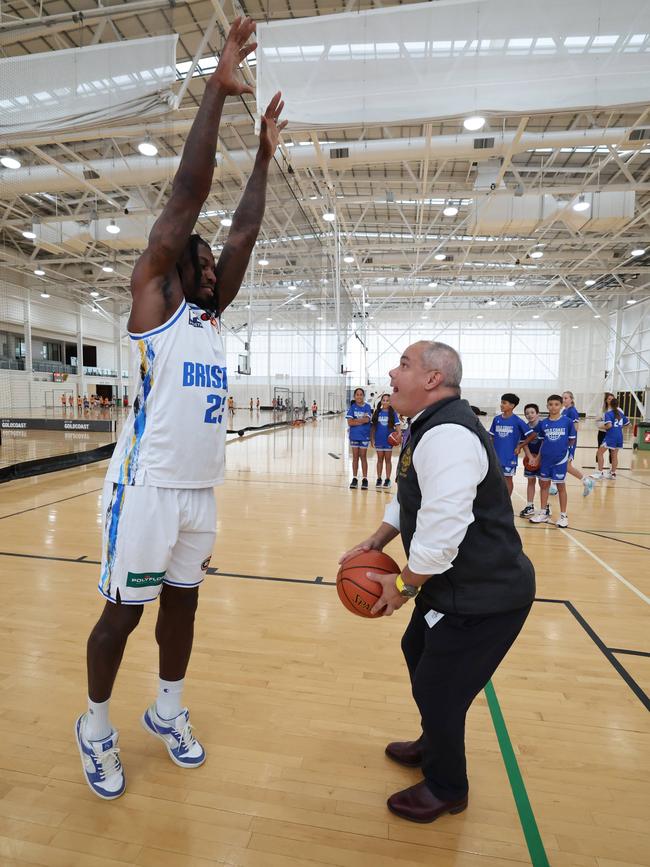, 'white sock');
156,678,184,720
560,512,567,518
85,698,112,741
526,502,533,508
